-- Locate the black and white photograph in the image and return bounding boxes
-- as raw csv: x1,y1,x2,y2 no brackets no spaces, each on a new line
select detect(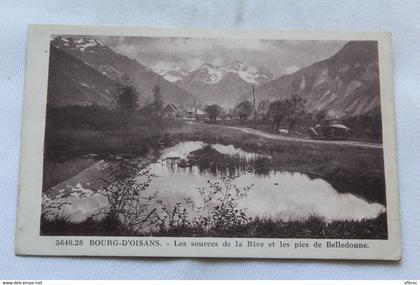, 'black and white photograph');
41,34,387,239
15,26,400,259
